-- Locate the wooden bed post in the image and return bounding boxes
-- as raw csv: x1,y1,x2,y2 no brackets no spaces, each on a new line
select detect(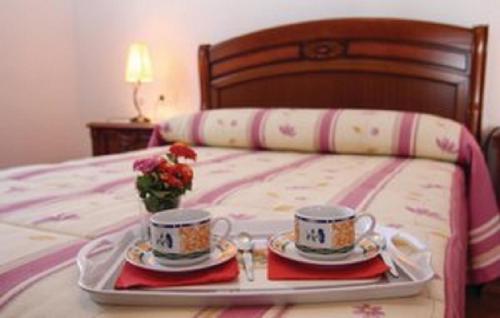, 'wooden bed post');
198,45,211,110
471,25,488,140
